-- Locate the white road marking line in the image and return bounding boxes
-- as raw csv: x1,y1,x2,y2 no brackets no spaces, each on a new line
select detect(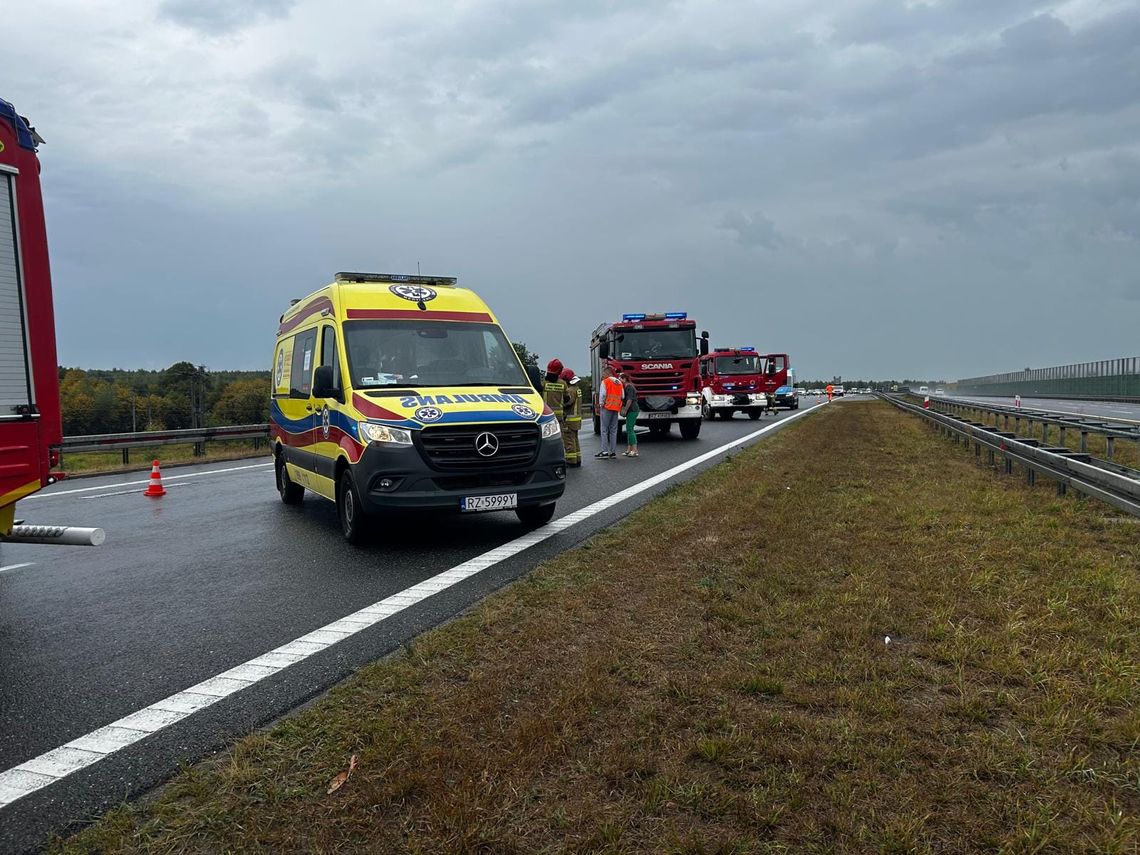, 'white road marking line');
81,484,190,500
0,563,35,574
0,405,822,809
24,463,273,500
